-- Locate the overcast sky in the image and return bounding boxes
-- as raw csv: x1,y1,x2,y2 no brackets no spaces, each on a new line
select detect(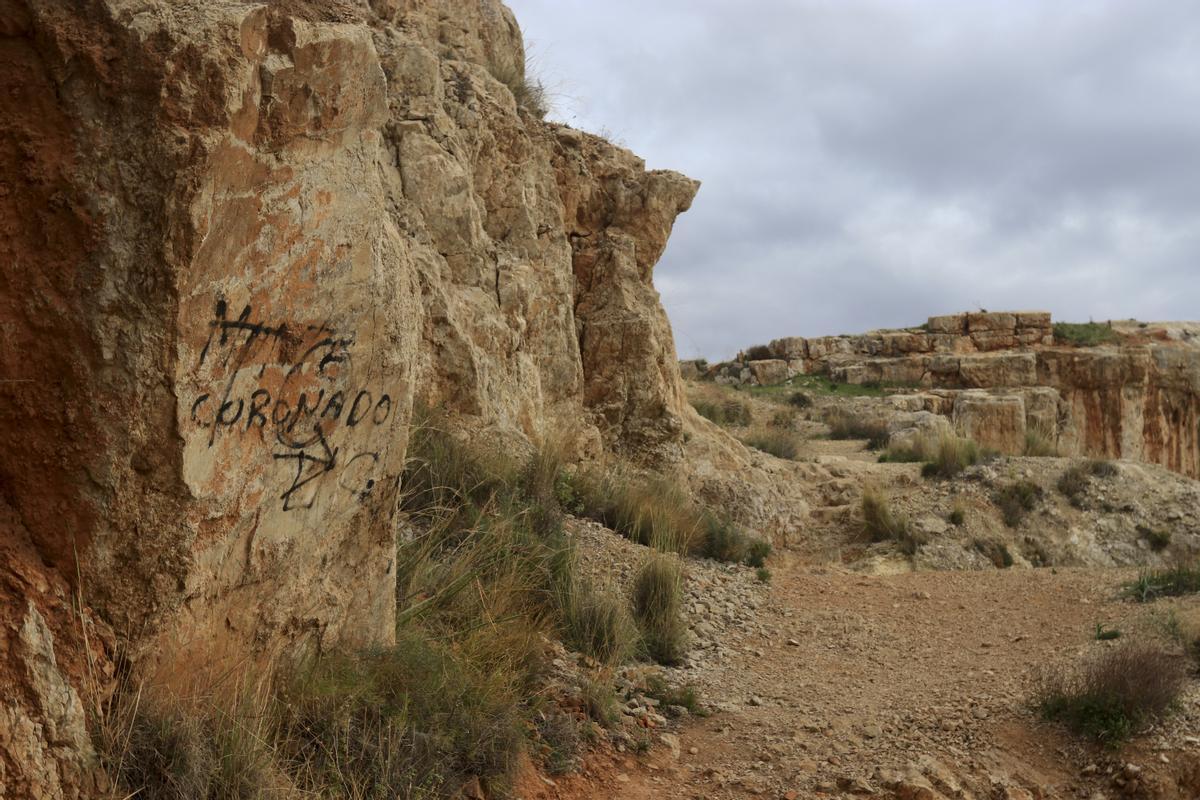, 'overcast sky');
507,0,1200,360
